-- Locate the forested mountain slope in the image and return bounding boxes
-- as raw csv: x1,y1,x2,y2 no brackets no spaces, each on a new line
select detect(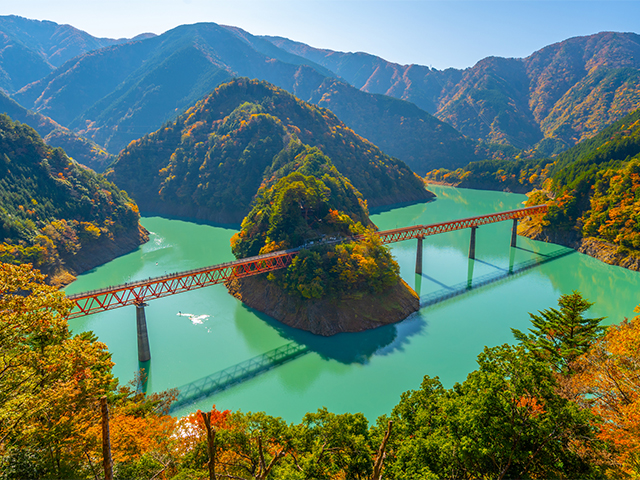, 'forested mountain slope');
426,108,640,270
267,32,640,154
106,79,433,224
12,22,333,153
0,91,113,171
0,114,147,285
